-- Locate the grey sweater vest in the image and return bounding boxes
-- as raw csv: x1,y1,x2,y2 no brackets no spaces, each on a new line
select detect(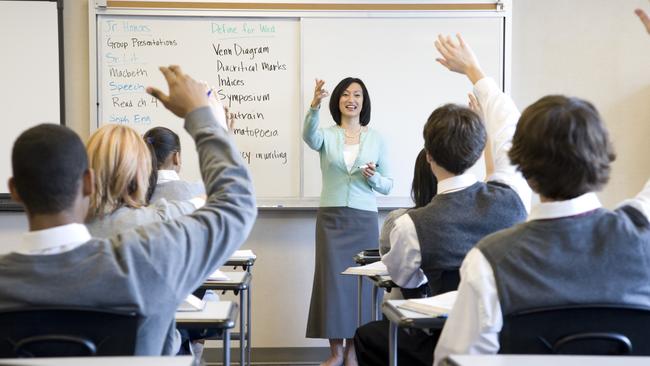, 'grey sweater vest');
409,181,527,295
478,206,650,316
